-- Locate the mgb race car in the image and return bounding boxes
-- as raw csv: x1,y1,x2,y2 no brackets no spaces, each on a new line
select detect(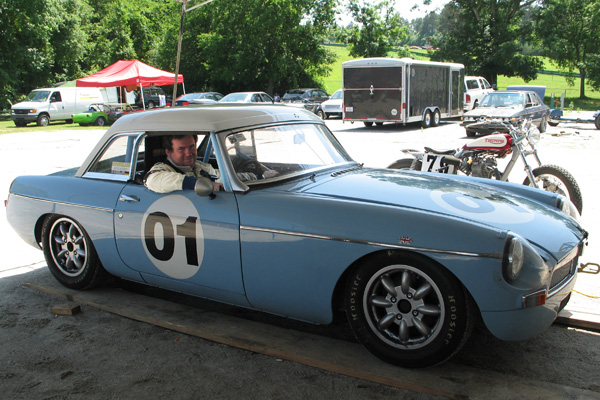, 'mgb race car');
6,104,587,368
